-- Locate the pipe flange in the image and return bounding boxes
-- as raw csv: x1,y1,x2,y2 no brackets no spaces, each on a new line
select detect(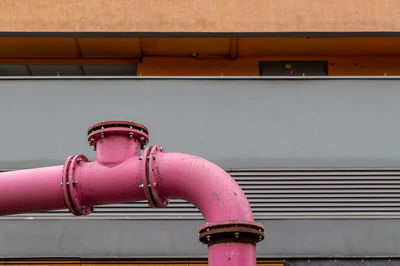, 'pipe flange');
142,145,169,208
87,121,149,149
62,155,92,216
199,221,264,246
62,155,79,216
